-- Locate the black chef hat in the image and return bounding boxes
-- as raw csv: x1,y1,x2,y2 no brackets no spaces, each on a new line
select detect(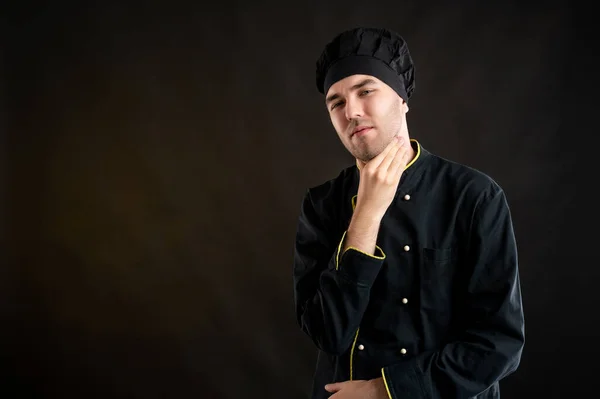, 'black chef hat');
315,27,415,103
